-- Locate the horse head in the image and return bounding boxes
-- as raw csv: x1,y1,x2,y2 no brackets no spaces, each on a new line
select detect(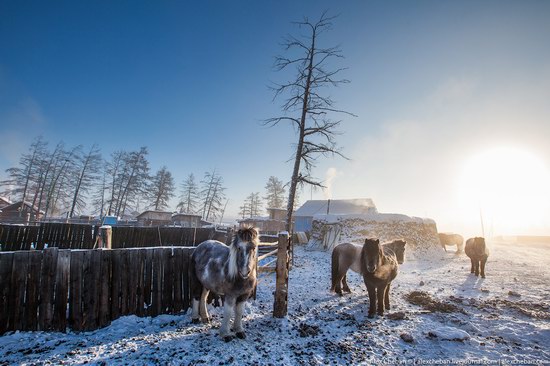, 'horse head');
393,239,407,264
229,227,259,280
362,238,381,274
